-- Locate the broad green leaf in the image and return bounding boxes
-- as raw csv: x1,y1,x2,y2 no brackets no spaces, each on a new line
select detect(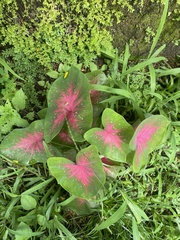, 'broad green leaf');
46,70,59,79
12,88,27,111
21,195,37,210
84,108,134,162
0,120,48,165
8,222,43,239
44,66,93,143
47,145,106,199
0,100,28,134
129,115,170,172
37,214,46,226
